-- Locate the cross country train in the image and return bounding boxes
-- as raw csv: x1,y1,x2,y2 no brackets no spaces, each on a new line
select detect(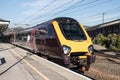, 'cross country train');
9,17,95,72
